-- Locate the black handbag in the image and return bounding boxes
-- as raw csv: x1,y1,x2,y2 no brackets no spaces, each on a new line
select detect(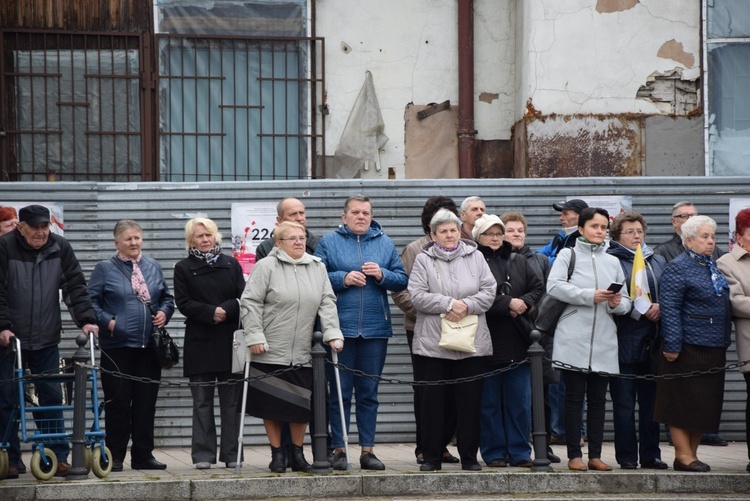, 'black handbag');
148,304,180,369
534,250,576,337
